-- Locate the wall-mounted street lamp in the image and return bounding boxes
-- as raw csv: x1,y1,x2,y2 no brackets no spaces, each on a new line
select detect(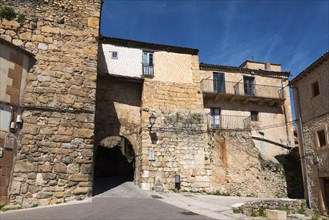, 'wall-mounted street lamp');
148,113,156,131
